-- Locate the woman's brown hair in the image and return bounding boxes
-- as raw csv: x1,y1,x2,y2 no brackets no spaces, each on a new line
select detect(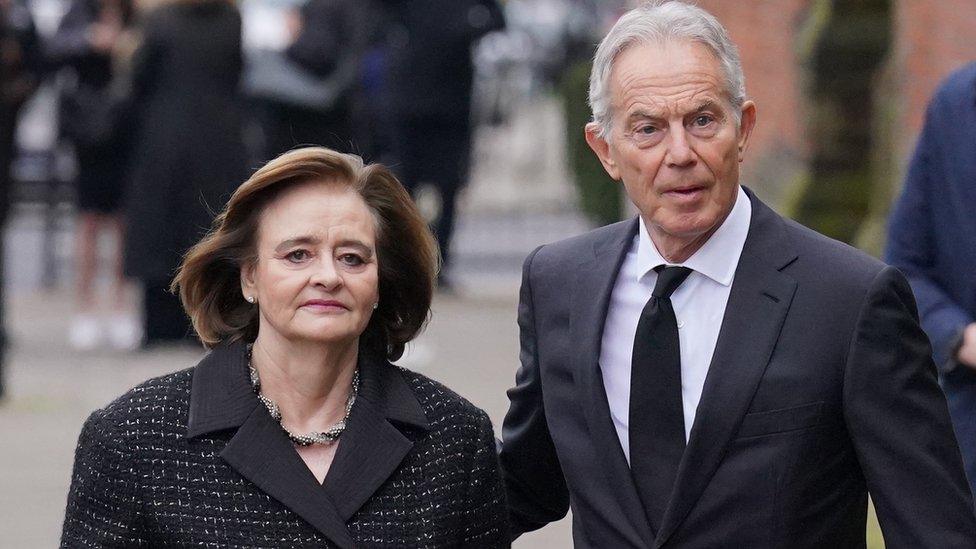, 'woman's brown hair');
172,147,439,361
